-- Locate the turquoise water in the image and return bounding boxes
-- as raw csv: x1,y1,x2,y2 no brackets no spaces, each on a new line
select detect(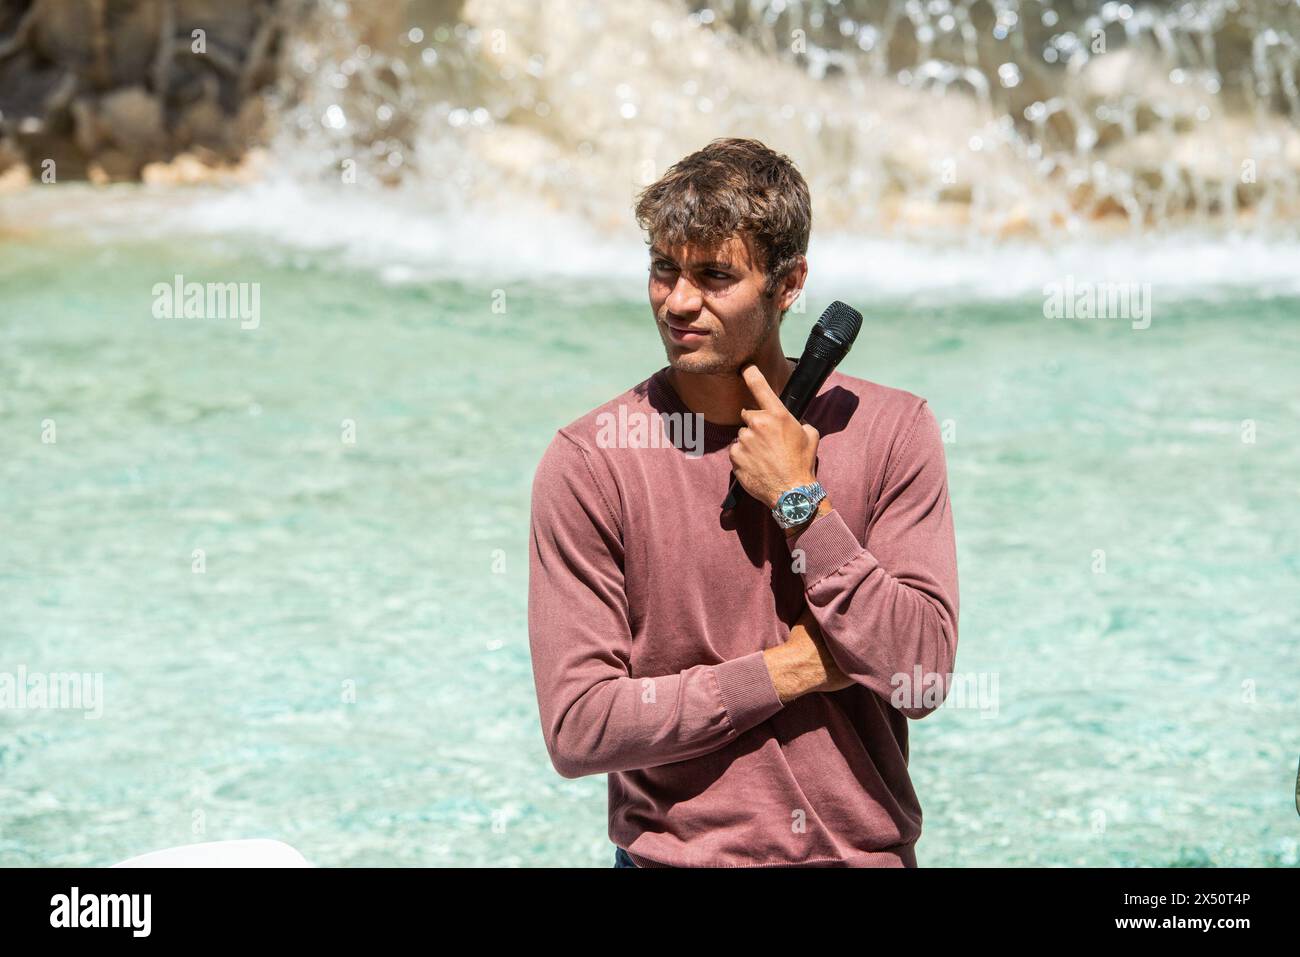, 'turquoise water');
2,225,1298,866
